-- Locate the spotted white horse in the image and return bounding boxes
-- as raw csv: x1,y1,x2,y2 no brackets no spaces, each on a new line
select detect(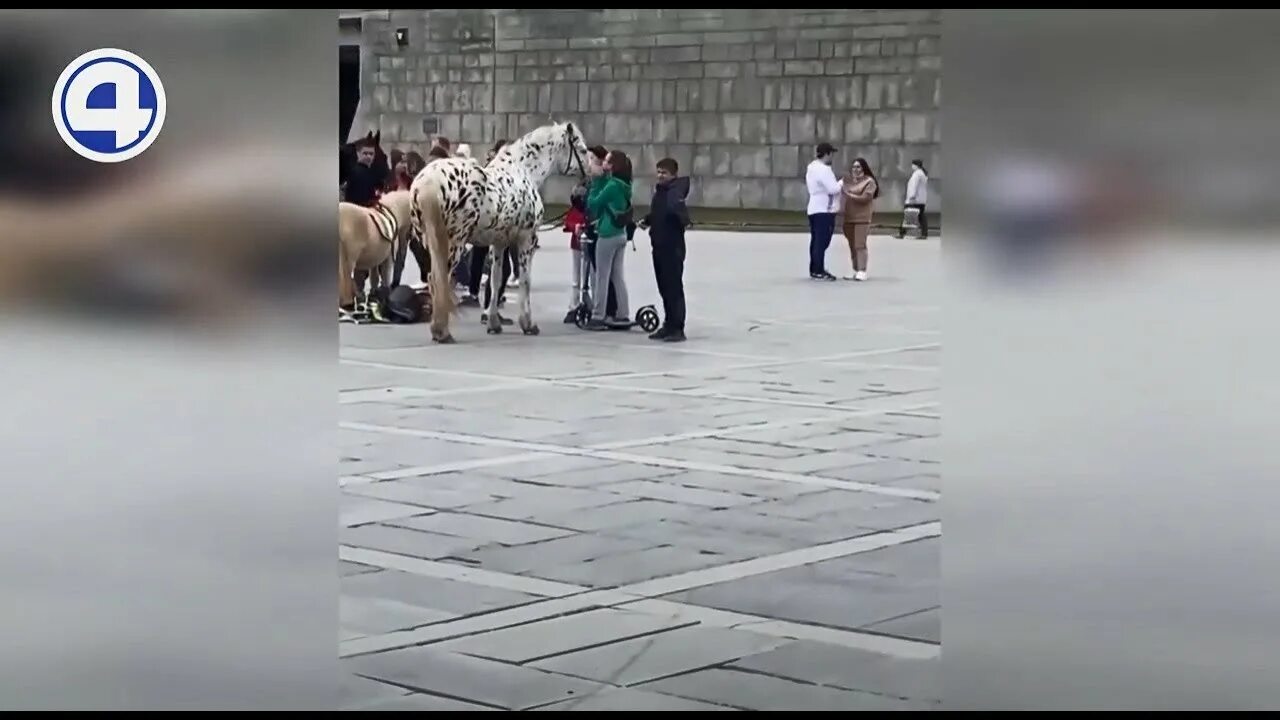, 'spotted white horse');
410,120,591,344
